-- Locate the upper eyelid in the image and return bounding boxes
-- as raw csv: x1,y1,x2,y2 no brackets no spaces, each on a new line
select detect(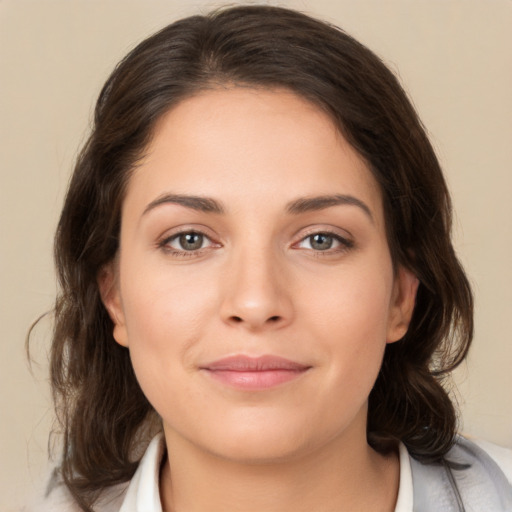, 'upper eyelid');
158,225,217,242
163,228,210,239
292,225,353,242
